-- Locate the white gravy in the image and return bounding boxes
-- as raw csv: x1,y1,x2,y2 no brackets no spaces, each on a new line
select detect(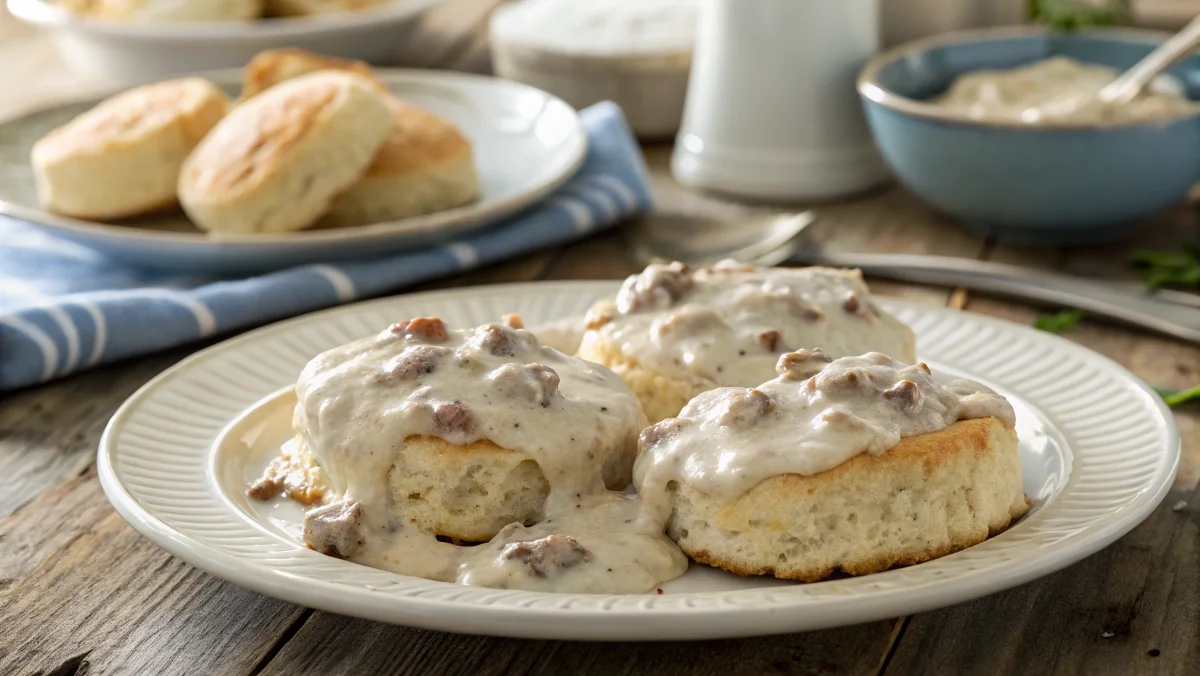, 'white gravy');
581,261,917,389
264,316,686,594
633,350,1015,515
935,56,1199,124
